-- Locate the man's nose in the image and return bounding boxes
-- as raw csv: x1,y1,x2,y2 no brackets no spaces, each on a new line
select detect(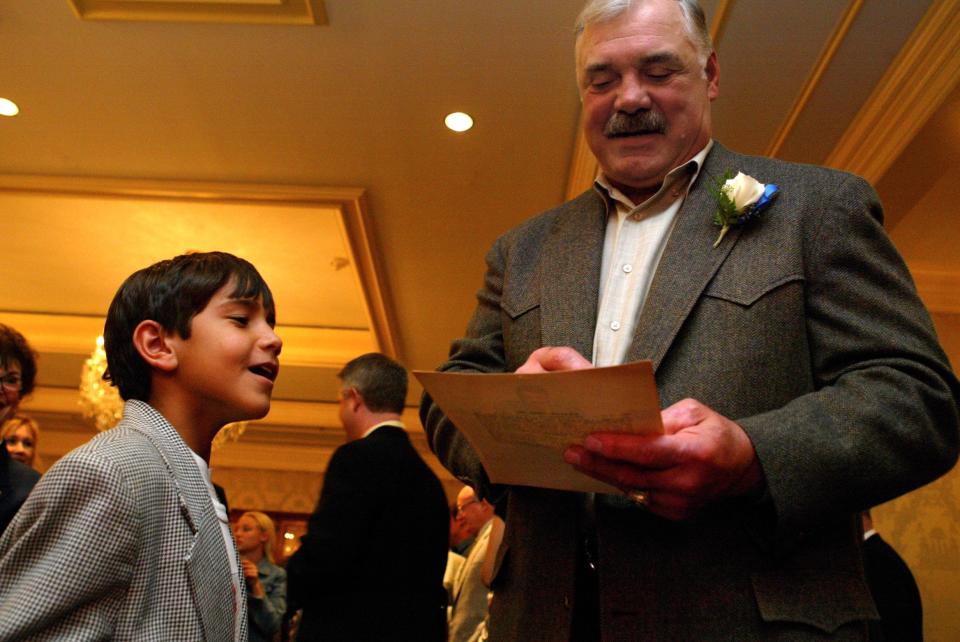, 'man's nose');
614,73,651,113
